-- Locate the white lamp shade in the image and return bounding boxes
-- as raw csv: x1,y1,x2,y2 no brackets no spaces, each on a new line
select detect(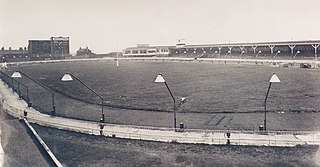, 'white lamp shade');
270,74,280,83
181,97,187,102
61,73,73,81
154,74,165,83
11,71,22,78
